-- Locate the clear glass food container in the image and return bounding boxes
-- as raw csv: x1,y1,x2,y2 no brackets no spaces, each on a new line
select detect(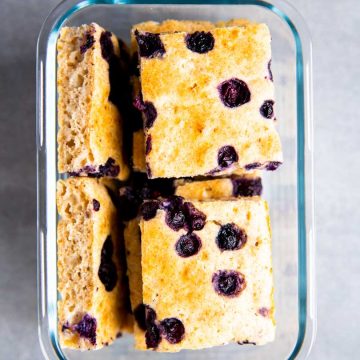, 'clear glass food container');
36,0,315,359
